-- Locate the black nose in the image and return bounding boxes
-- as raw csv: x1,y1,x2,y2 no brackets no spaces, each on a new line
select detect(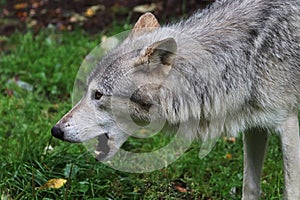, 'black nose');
51,125,64,140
